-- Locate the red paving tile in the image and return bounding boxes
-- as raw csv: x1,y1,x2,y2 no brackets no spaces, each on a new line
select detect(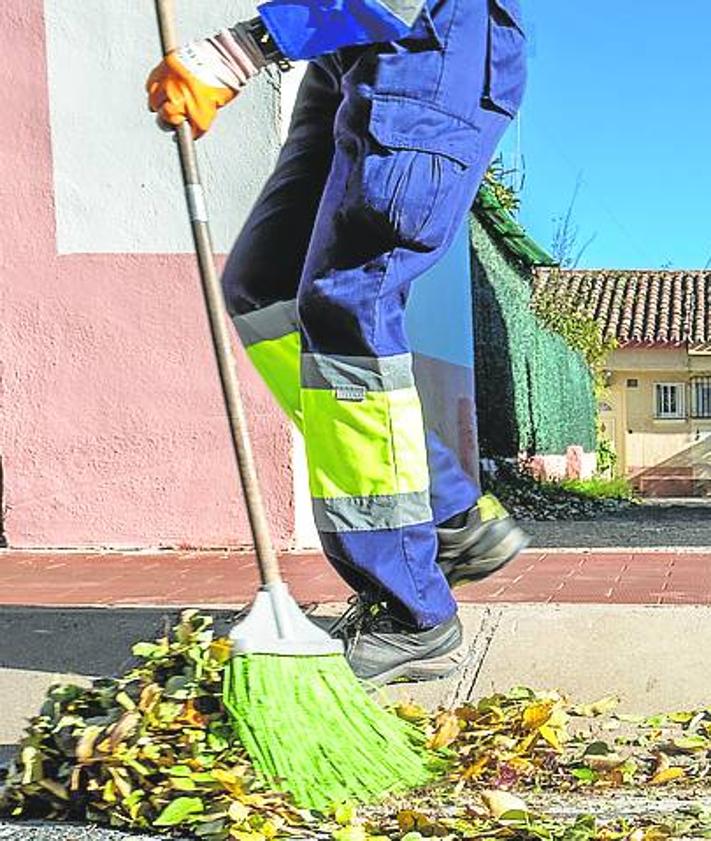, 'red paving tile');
0,548,711,607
